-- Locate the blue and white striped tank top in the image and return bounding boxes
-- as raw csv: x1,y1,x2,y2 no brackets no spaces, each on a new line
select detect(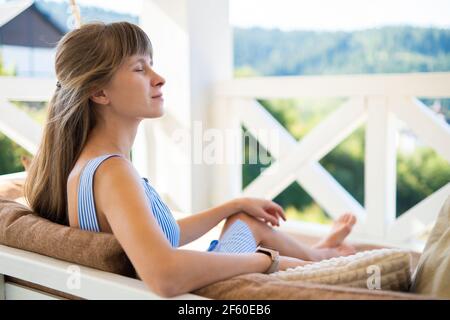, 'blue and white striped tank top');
77,154,180,248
